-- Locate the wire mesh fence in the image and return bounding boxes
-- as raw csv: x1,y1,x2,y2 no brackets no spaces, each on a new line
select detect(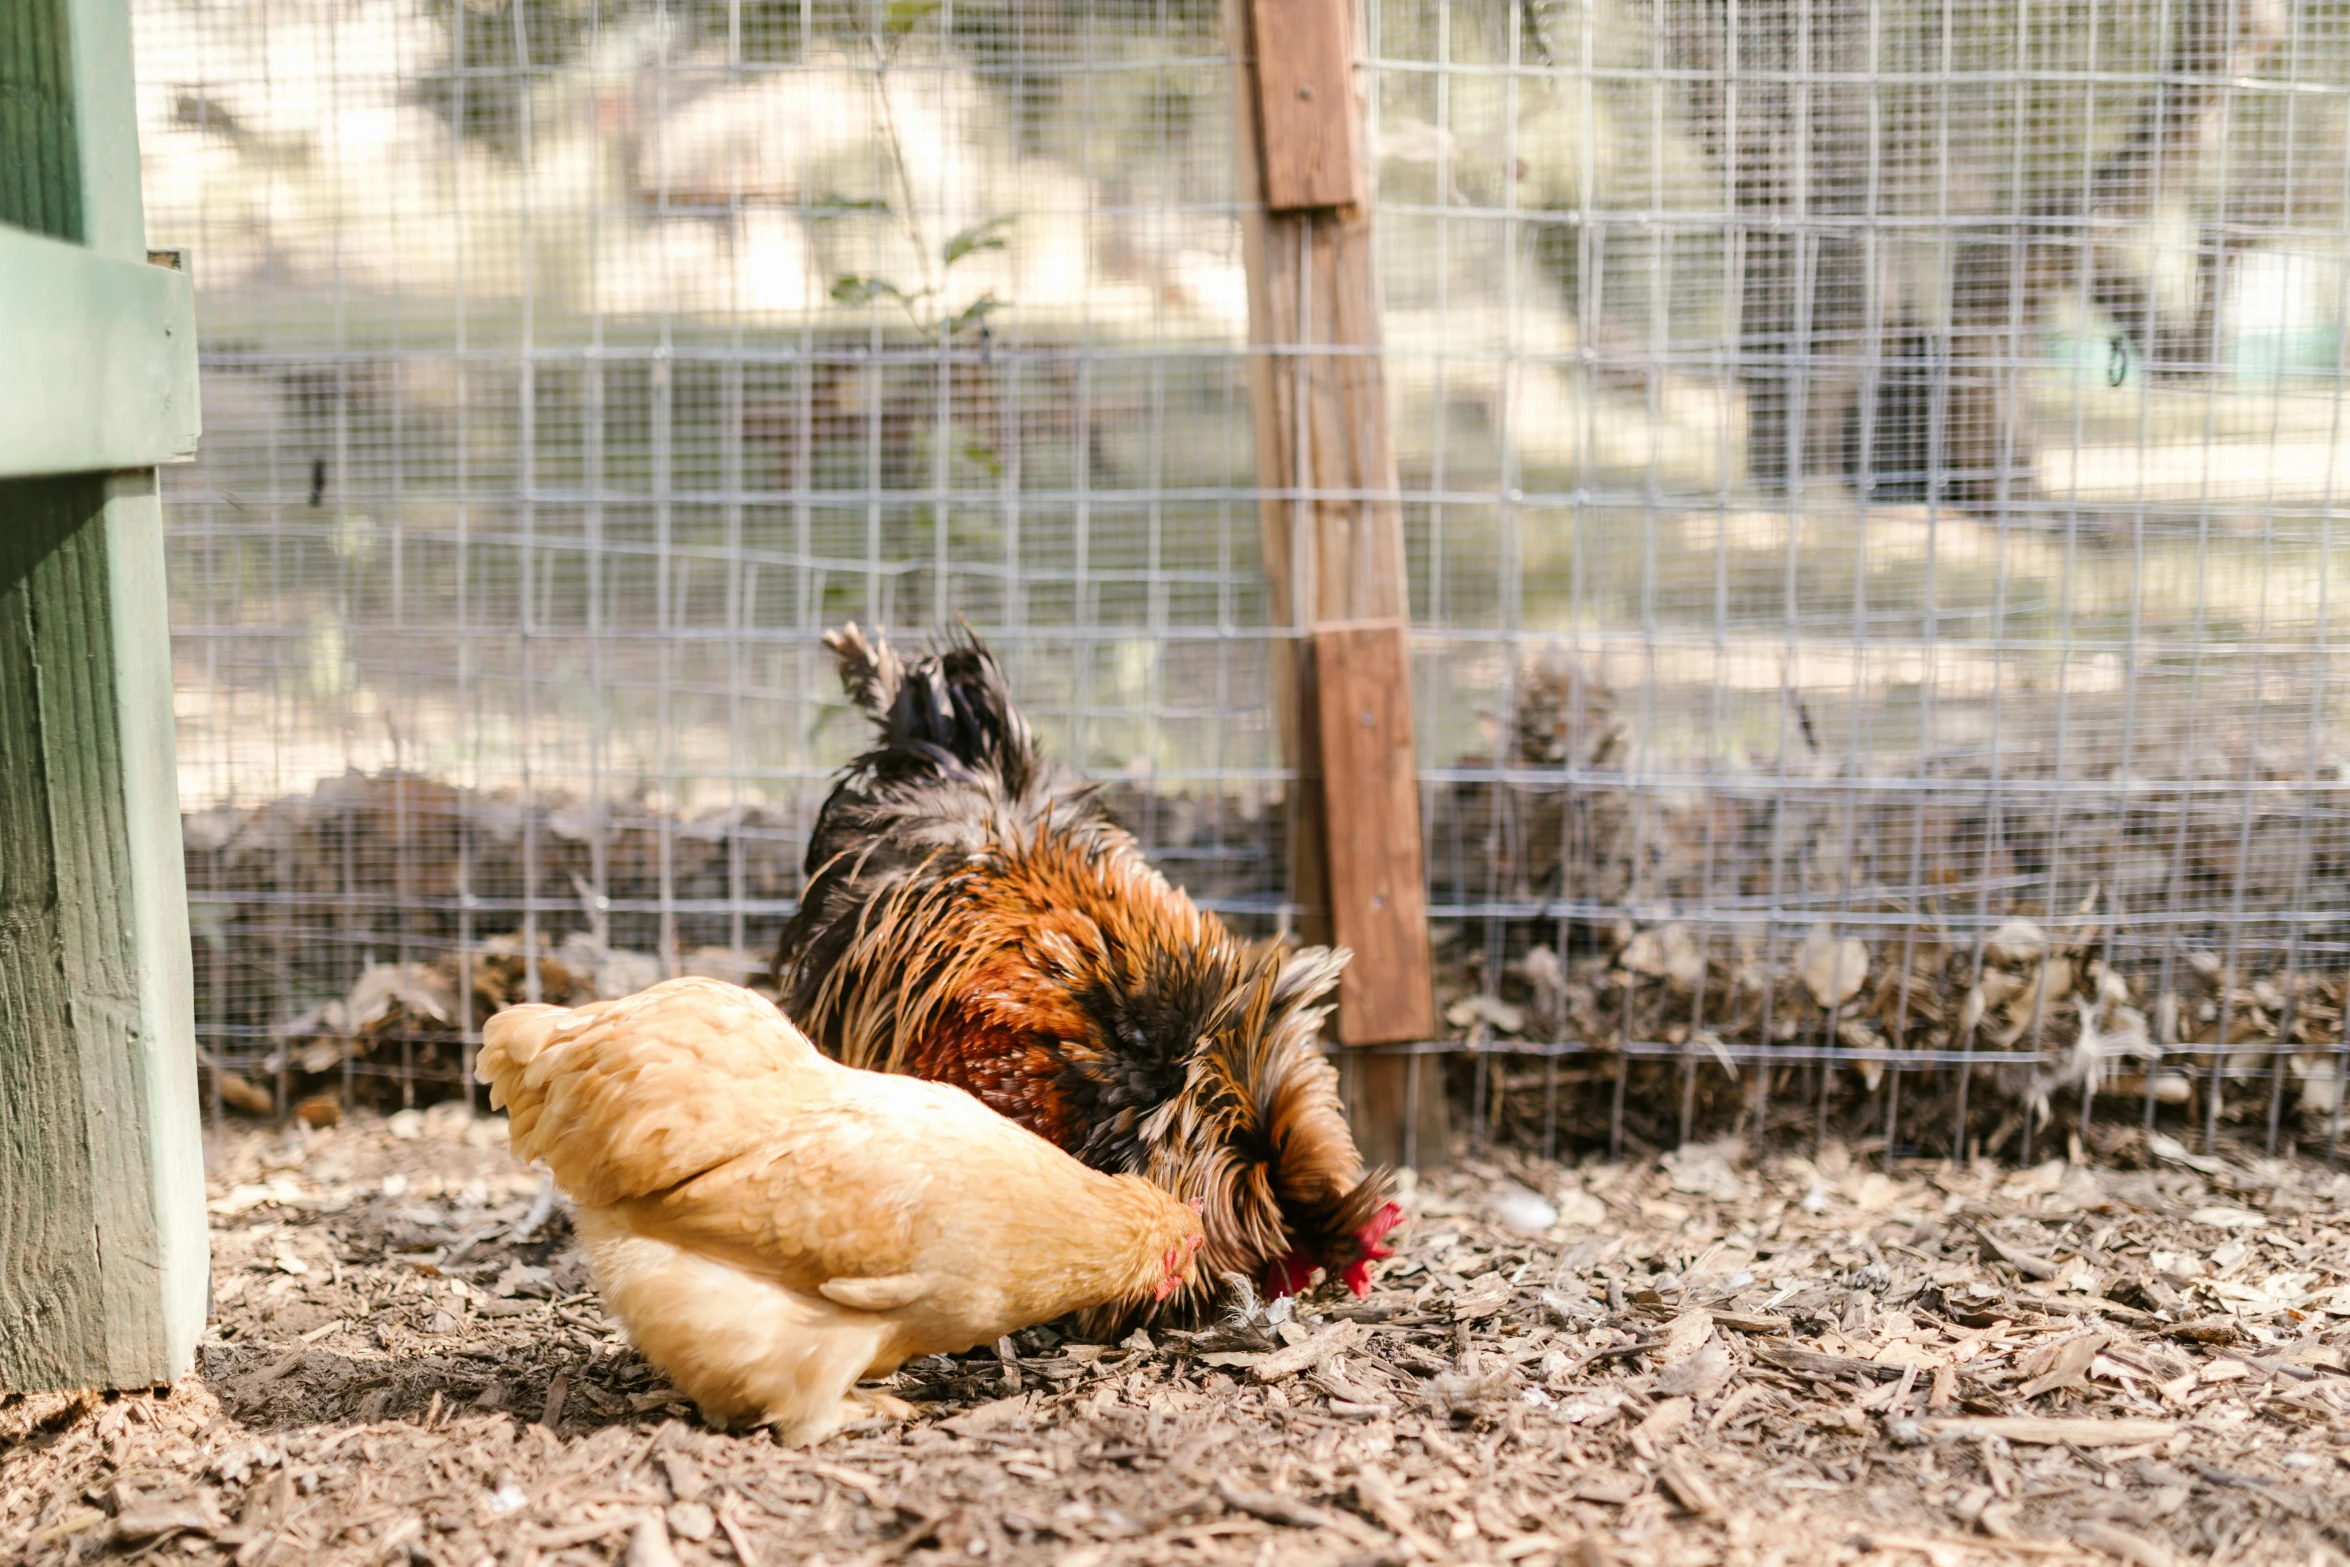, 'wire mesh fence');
137,0,2350,1162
